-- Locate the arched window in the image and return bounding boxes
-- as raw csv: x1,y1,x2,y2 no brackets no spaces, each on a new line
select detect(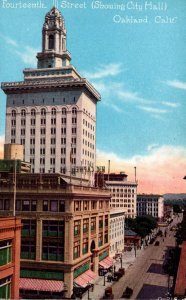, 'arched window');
11,110,16,117
62,108,66,115
31,109,36,116
41,108,46,116
51,108,56,115
21,109,26,117
49,35,54,50
72,107,77,114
